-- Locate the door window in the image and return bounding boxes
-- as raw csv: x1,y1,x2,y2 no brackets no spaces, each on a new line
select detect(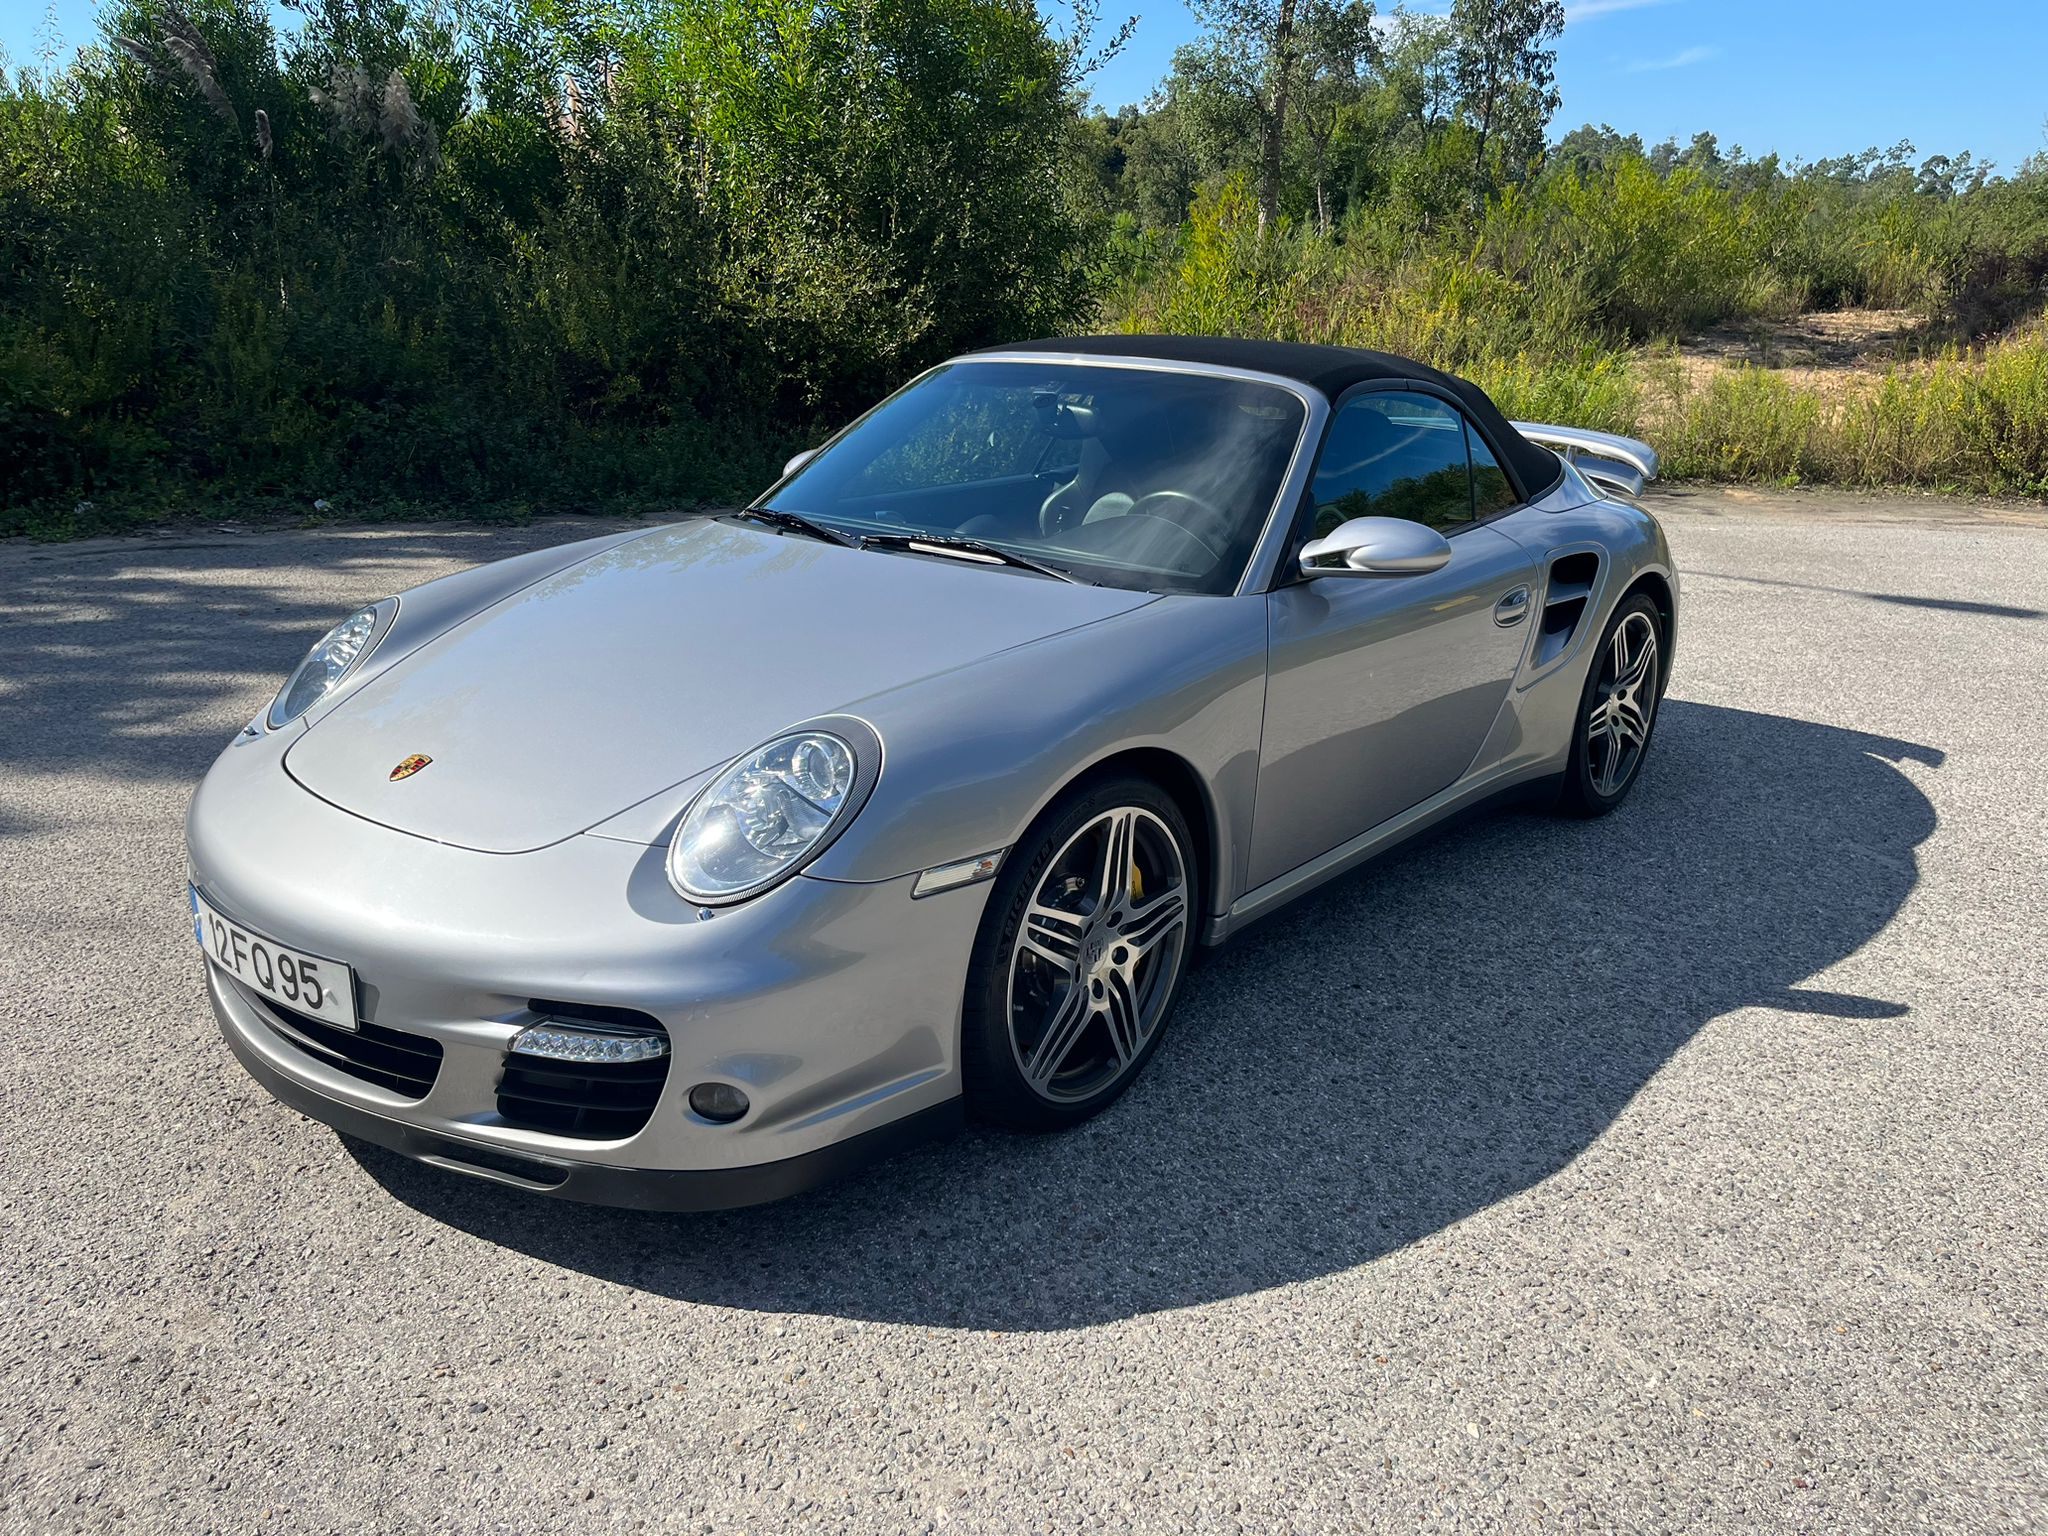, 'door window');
1309,391,1474,535
1467,426,1521,517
